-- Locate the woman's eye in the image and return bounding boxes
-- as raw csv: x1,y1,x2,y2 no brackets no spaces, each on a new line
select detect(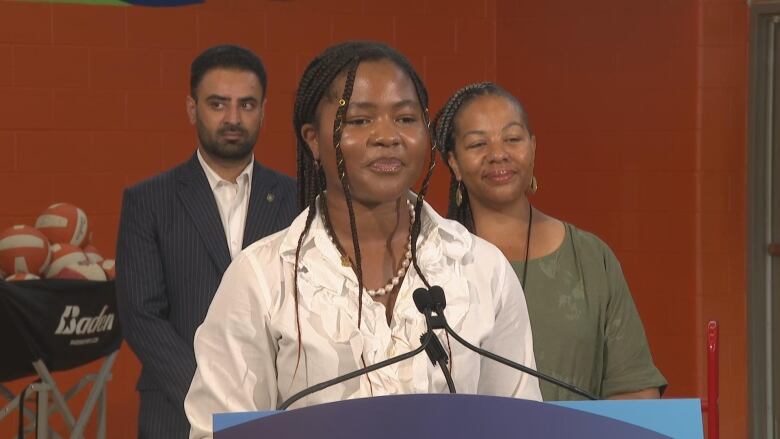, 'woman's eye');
467,141,486,149
506,137,523,143
397,115,418,124
346,118,370,126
